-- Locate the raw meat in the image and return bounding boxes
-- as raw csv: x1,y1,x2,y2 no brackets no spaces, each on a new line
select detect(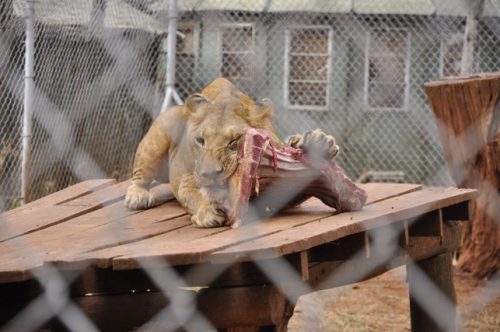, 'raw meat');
226,128,367,228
